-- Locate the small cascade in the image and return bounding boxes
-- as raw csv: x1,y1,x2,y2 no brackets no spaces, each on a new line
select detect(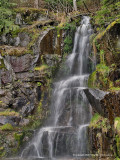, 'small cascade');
21,16,93,160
